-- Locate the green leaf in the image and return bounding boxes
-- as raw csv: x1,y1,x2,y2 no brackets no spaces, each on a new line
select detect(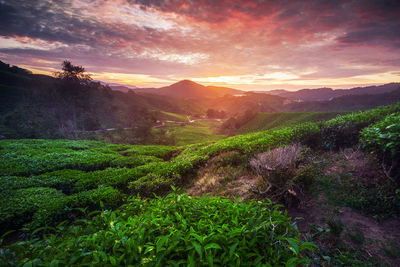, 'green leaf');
109,256,116,265
285,257,299,267
192,241,202,258
229,242,239,257
204,243,221,250
156,235,168,252
286,238,299,255
299,241,317,252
